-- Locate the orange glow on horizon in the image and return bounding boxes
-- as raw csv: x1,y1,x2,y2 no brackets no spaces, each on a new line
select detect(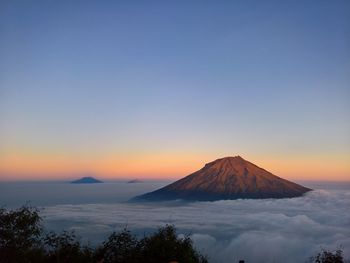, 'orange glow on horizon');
0,151,349,181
